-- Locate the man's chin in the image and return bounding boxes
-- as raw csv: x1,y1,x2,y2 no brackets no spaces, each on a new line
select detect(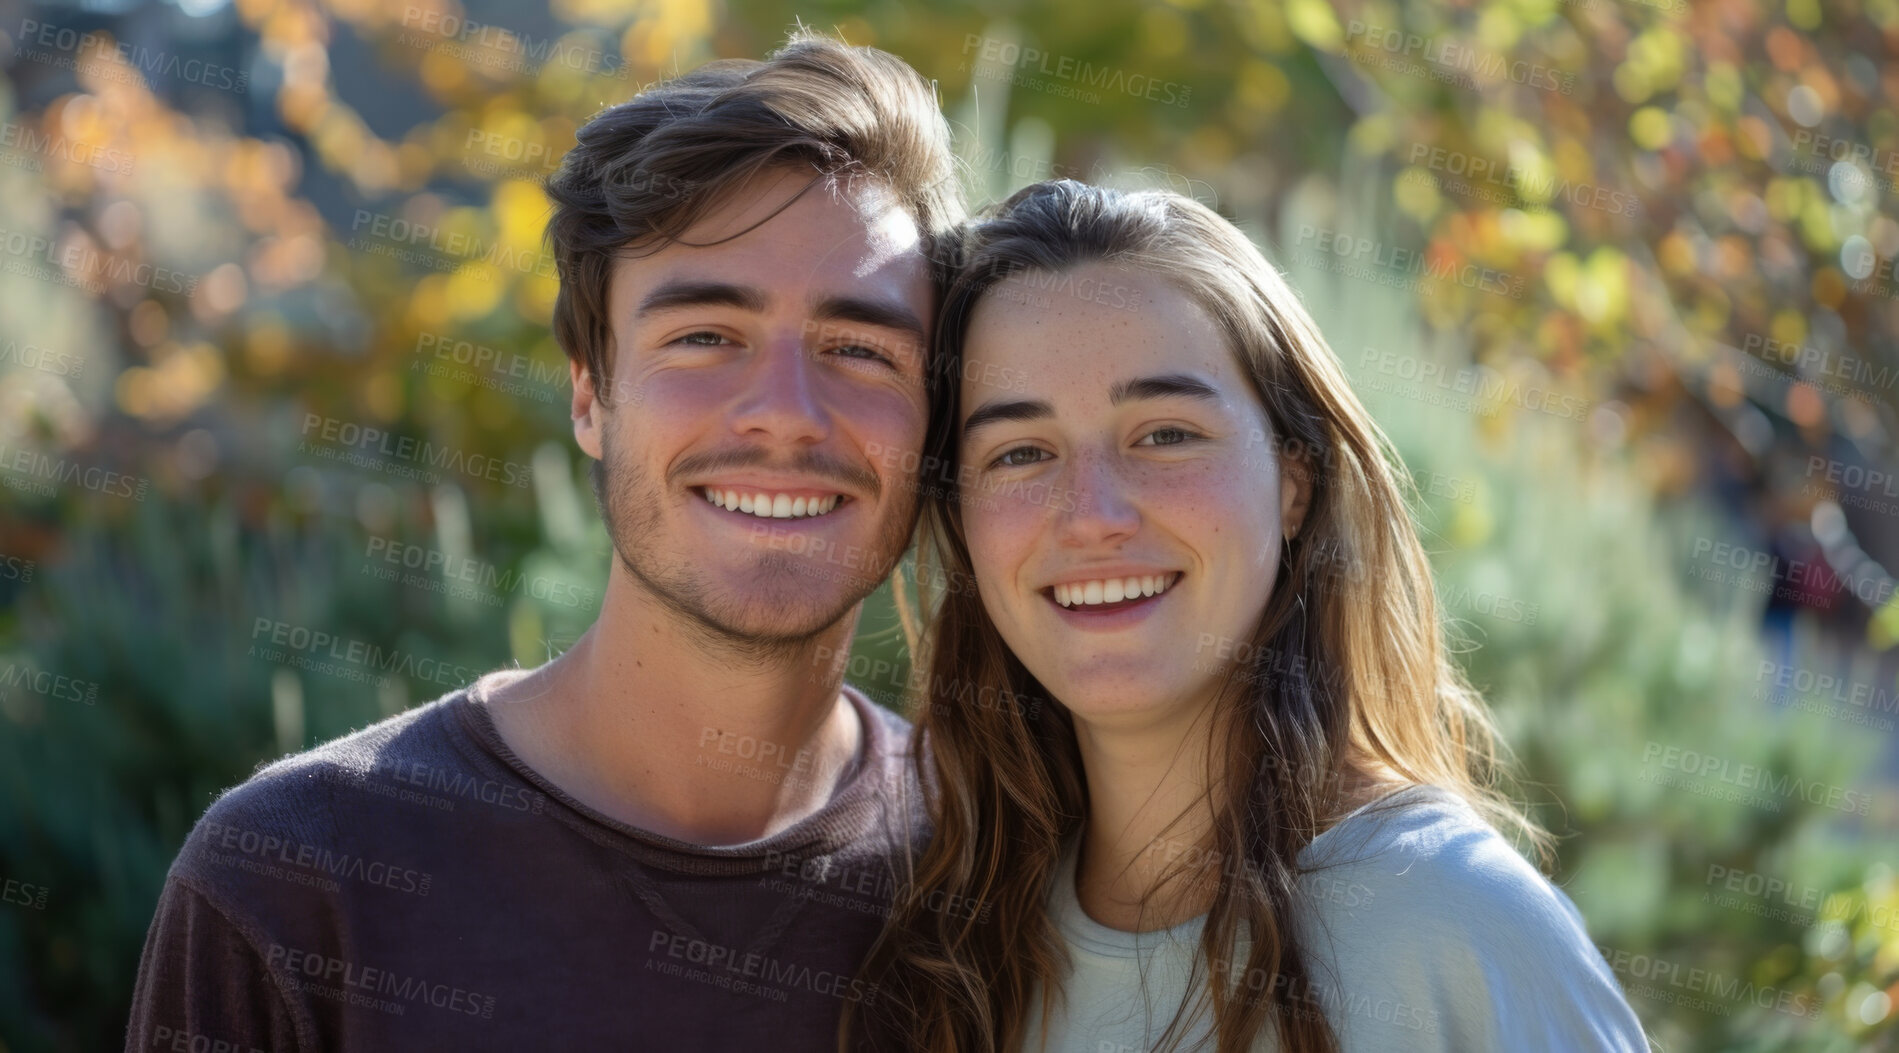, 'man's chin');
650,557,871,644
